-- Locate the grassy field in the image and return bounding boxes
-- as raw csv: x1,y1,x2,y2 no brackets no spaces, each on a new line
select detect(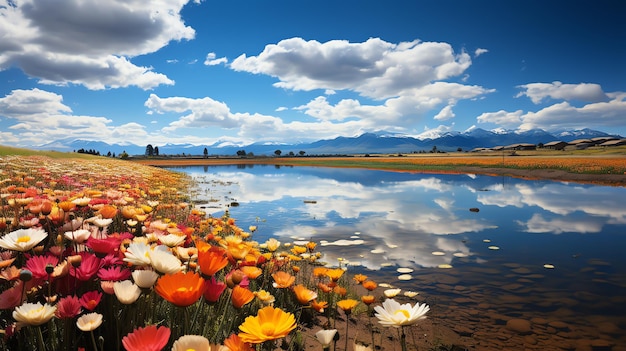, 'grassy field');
0,145,99,159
